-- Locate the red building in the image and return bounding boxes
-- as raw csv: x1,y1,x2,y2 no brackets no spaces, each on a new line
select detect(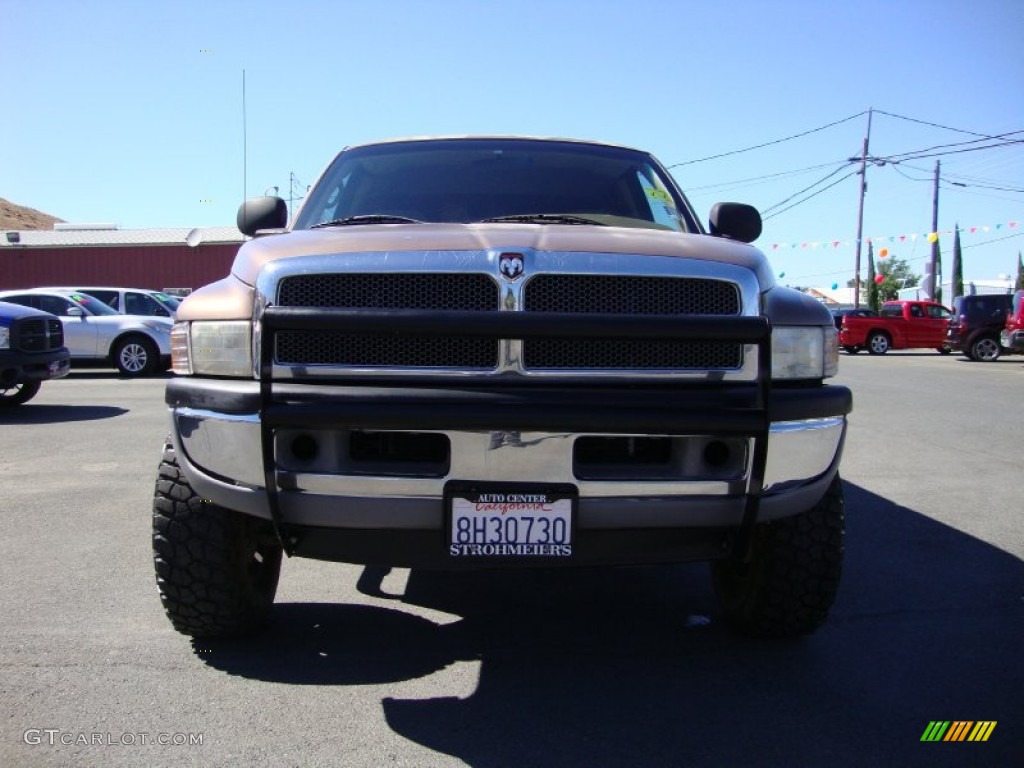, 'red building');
0,225,244,293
